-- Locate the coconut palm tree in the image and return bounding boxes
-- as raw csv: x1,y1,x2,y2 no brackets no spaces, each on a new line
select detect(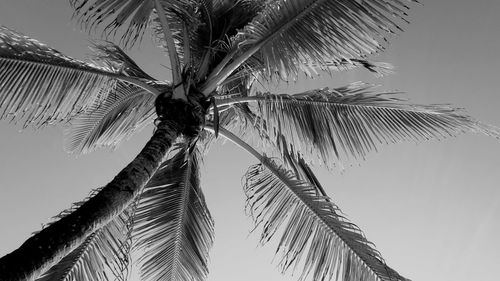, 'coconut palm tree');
0,0,497,281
